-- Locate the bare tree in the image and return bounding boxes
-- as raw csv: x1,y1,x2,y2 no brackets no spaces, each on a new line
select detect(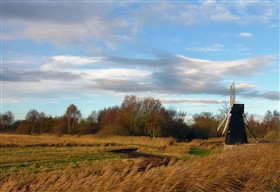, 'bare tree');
142,97,163,137
39,112,46,133
87,111,98,124
120,95,143,135
65,104,81,134
262,110,280,133
25,109,40,134
86,110,99,133
216,104,230,122
0,111,14,132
